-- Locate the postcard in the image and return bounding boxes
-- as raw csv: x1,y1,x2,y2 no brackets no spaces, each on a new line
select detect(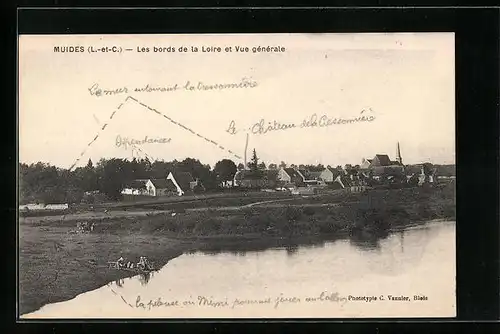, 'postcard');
18,33,456,318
